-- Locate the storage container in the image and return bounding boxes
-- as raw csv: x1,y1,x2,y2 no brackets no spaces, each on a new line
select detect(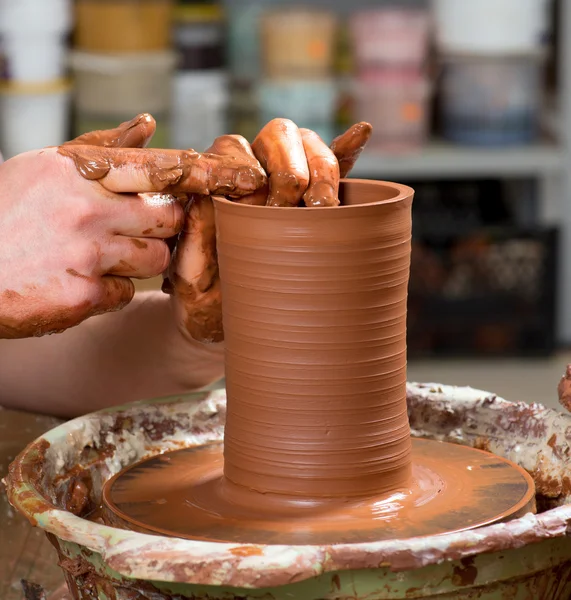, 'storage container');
171,71,228,151
350,8,431,70
0,0,72,82
75,0,173,52
70,51,176,117
226,2,264,82
0,79,71,158
260,8,337,79
354,70,431,152
0,0,72,34
258,78,338,143
173,4,225,71
440,54,544,146
432,0,550,54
